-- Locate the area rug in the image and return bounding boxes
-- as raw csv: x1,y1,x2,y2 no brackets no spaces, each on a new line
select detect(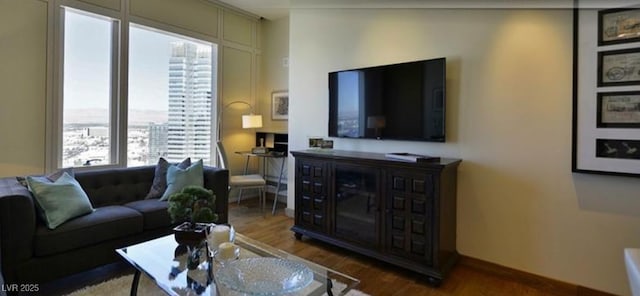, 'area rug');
65,274,370,296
